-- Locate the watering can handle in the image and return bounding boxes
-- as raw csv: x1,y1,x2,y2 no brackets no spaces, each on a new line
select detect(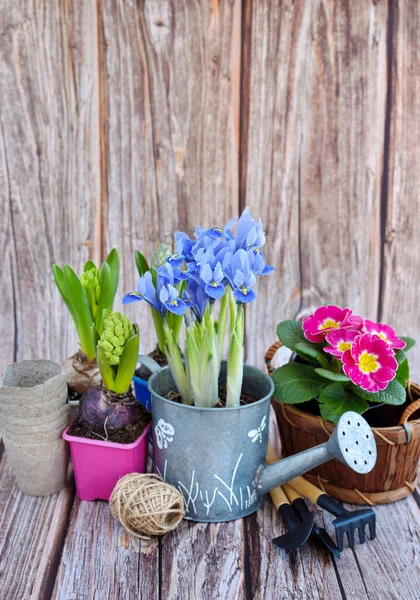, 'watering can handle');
137,354,163,374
